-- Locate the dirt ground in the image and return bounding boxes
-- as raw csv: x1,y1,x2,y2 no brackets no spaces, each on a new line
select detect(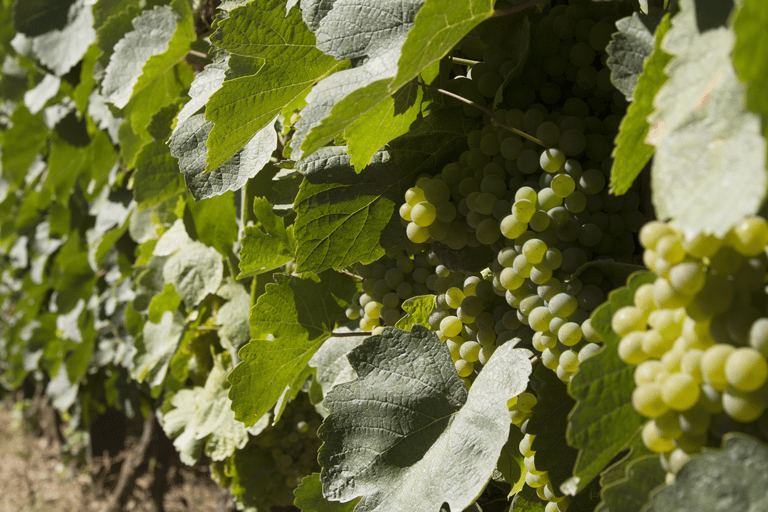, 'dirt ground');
0,399,231,512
